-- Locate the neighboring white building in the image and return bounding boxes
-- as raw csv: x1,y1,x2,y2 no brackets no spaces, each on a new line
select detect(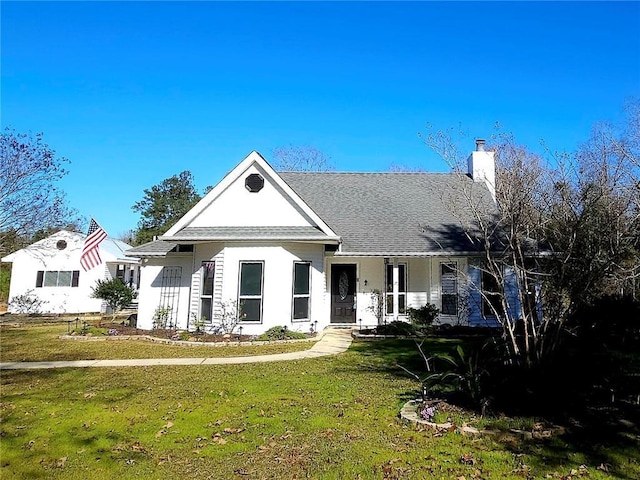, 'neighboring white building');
126,142,520,335
1,230,139,314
